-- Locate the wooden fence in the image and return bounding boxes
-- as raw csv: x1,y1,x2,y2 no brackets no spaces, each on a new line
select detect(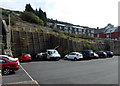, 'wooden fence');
11,30,108,57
